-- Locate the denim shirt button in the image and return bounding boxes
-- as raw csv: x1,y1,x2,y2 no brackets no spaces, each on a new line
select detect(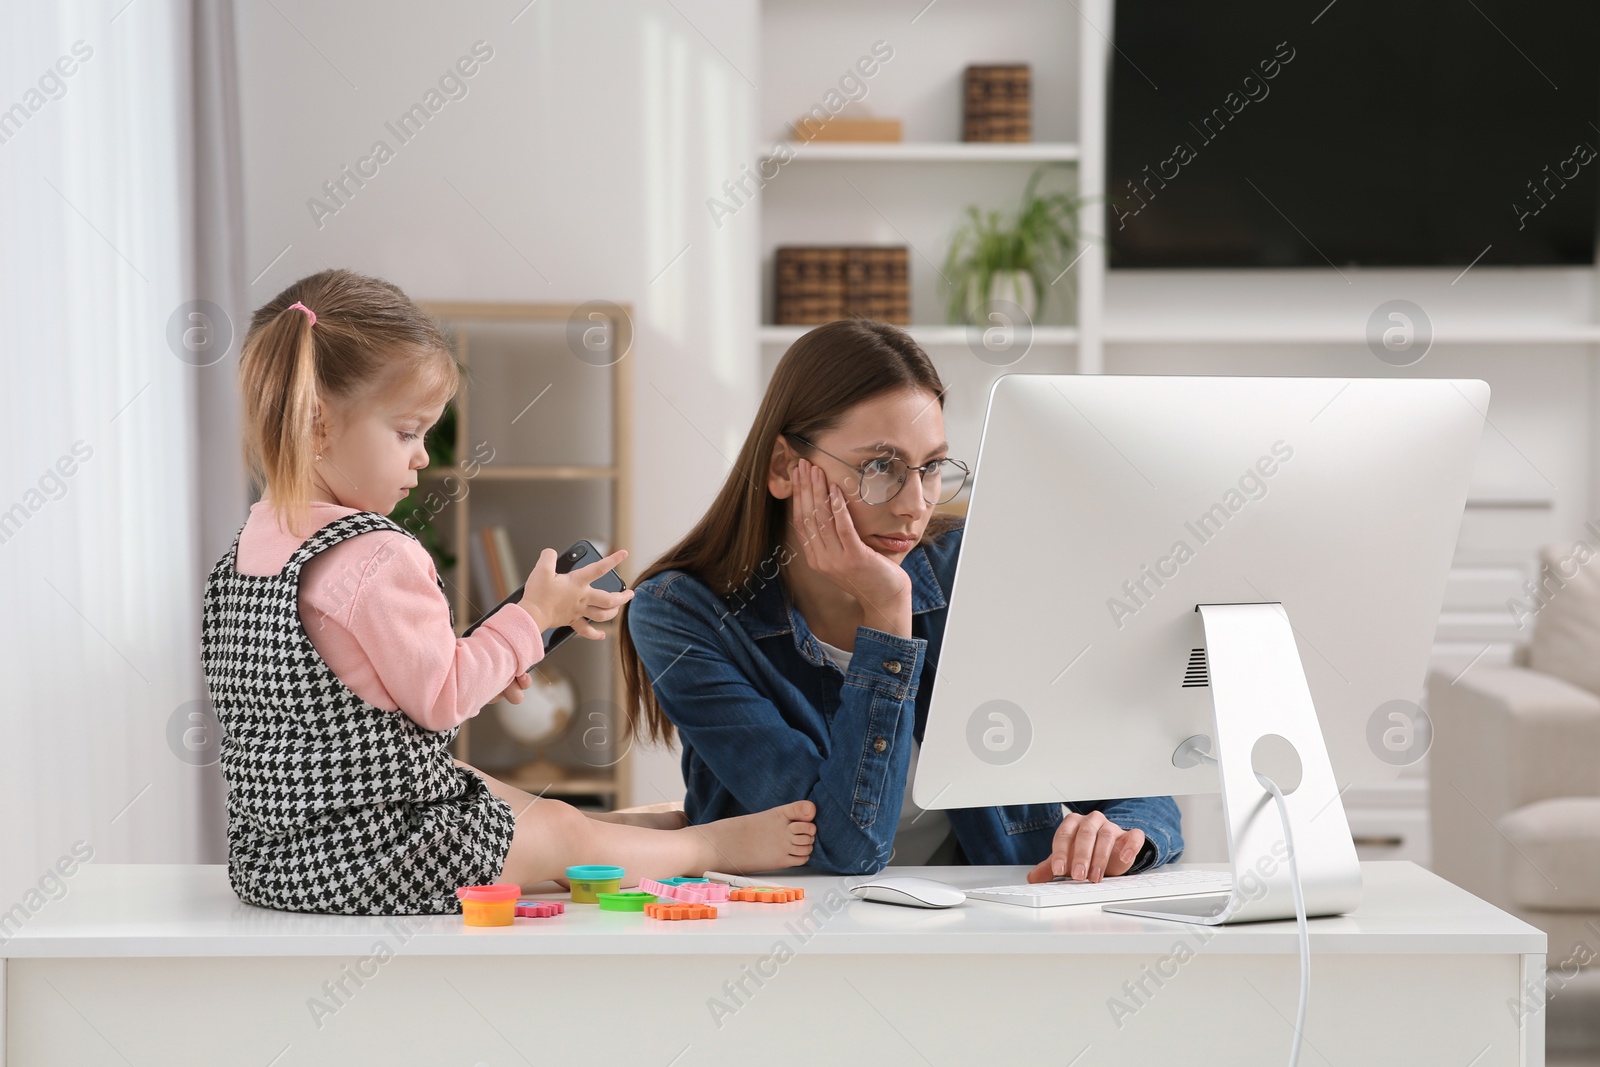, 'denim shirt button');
883,660,902,674
873,737,887,753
